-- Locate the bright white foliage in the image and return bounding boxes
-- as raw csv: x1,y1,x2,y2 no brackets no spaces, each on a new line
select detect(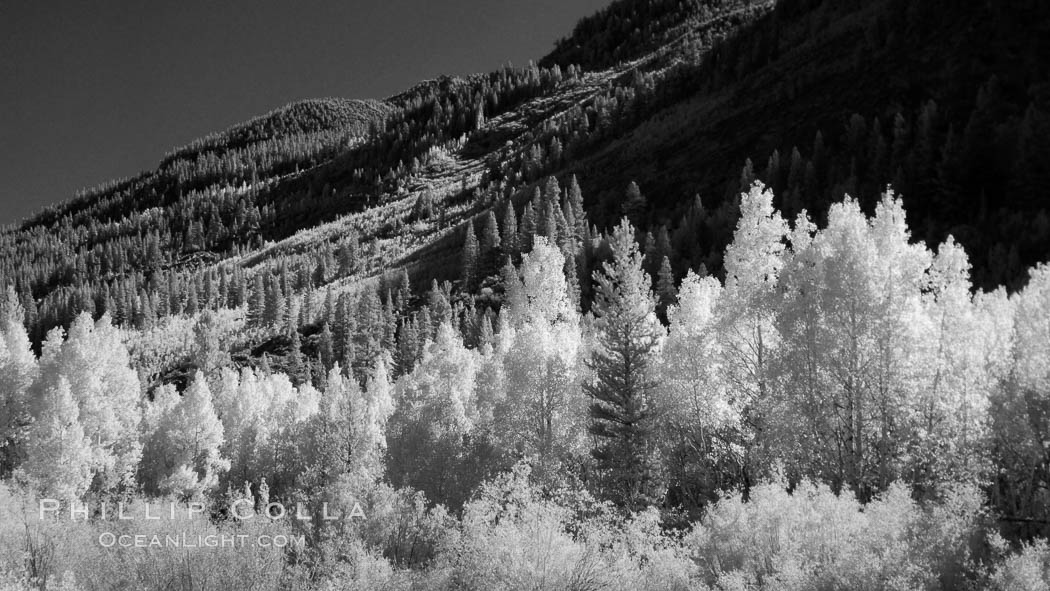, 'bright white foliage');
661,272,739,434
22,378,92,499
34,313,142,492
141,371,229,498
398,322,479,435
0,309,37,470
720,181,788,414
211,366,320,488
1014,264,1050,392
499,238,586,459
